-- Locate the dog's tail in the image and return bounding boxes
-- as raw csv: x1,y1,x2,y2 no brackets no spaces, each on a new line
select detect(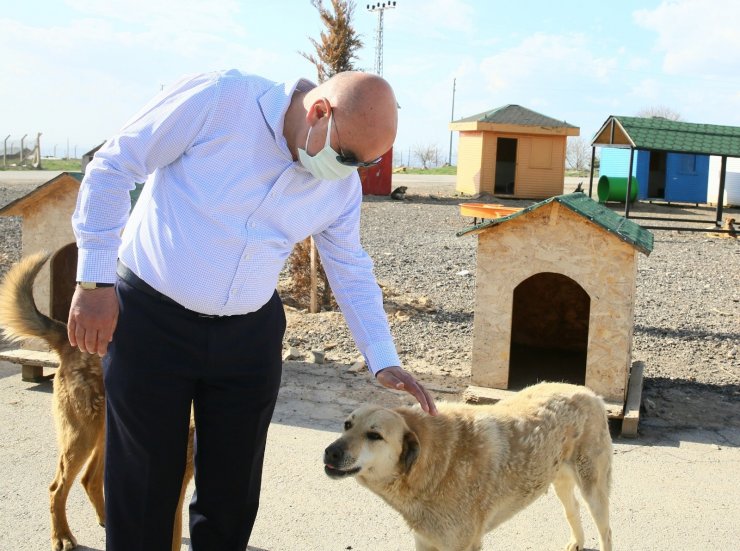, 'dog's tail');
0,251,70,354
